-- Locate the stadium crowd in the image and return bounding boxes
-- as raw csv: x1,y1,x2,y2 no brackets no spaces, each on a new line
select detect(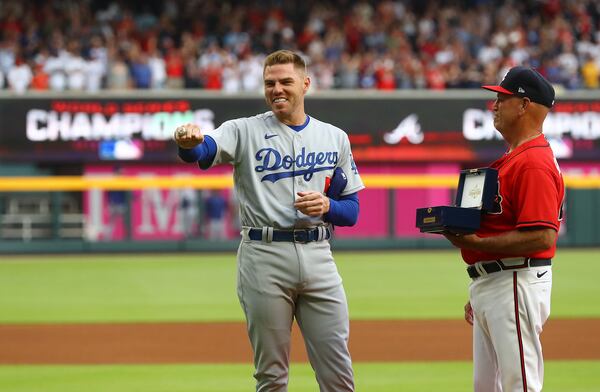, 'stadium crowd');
0,0,599,94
